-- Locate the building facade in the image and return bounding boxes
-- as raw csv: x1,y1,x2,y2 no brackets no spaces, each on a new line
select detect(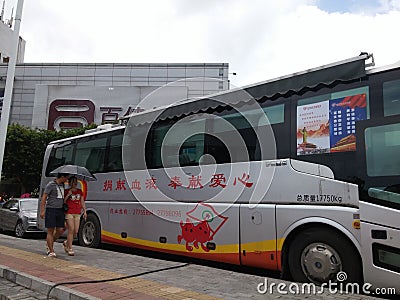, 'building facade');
0,20,25,64
0,62,229,129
